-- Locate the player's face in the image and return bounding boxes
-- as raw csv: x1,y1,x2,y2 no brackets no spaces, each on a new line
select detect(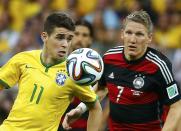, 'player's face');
42,27,74,60
70,25,92,52
122,21,152,61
